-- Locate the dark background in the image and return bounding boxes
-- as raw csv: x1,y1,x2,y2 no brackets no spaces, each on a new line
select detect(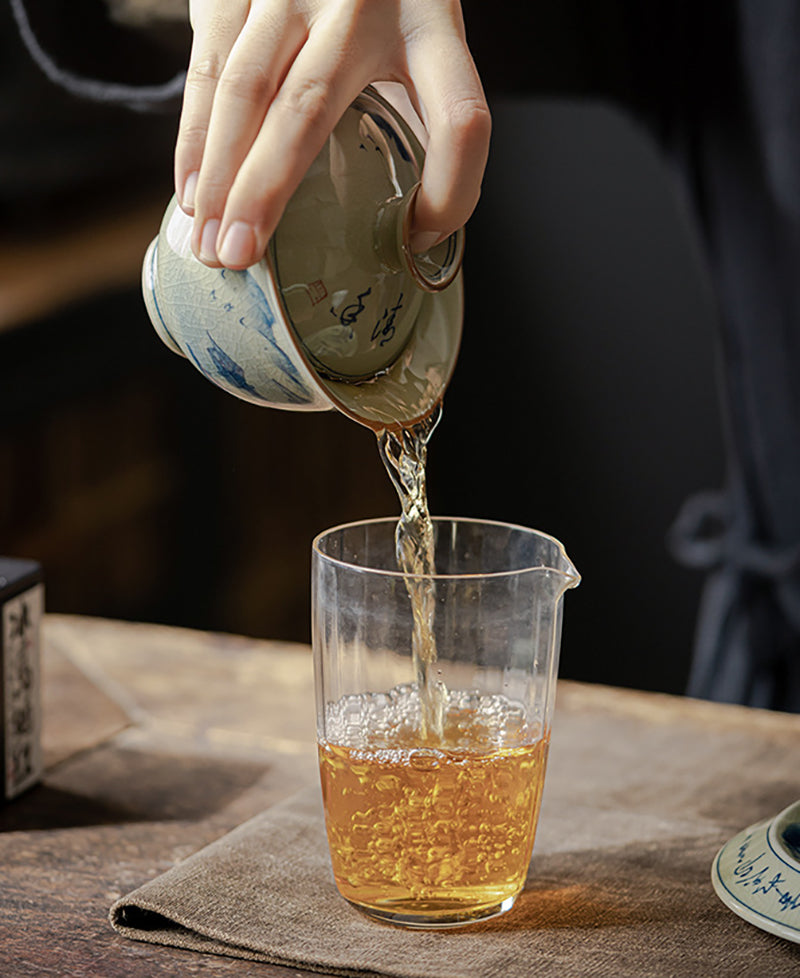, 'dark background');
430,100,724,694
0,4,724,696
